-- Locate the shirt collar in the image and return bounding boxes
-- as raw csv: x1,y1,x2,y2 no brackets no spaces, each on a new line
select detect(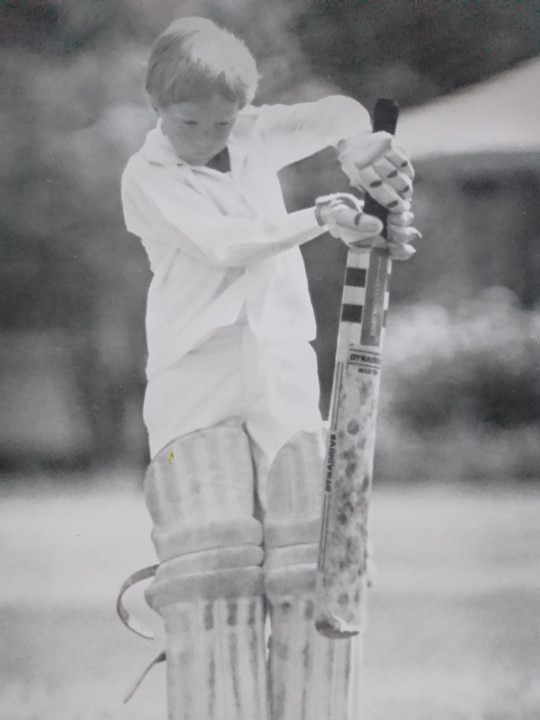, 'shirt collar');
140,110,258,168
140,119,181,166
